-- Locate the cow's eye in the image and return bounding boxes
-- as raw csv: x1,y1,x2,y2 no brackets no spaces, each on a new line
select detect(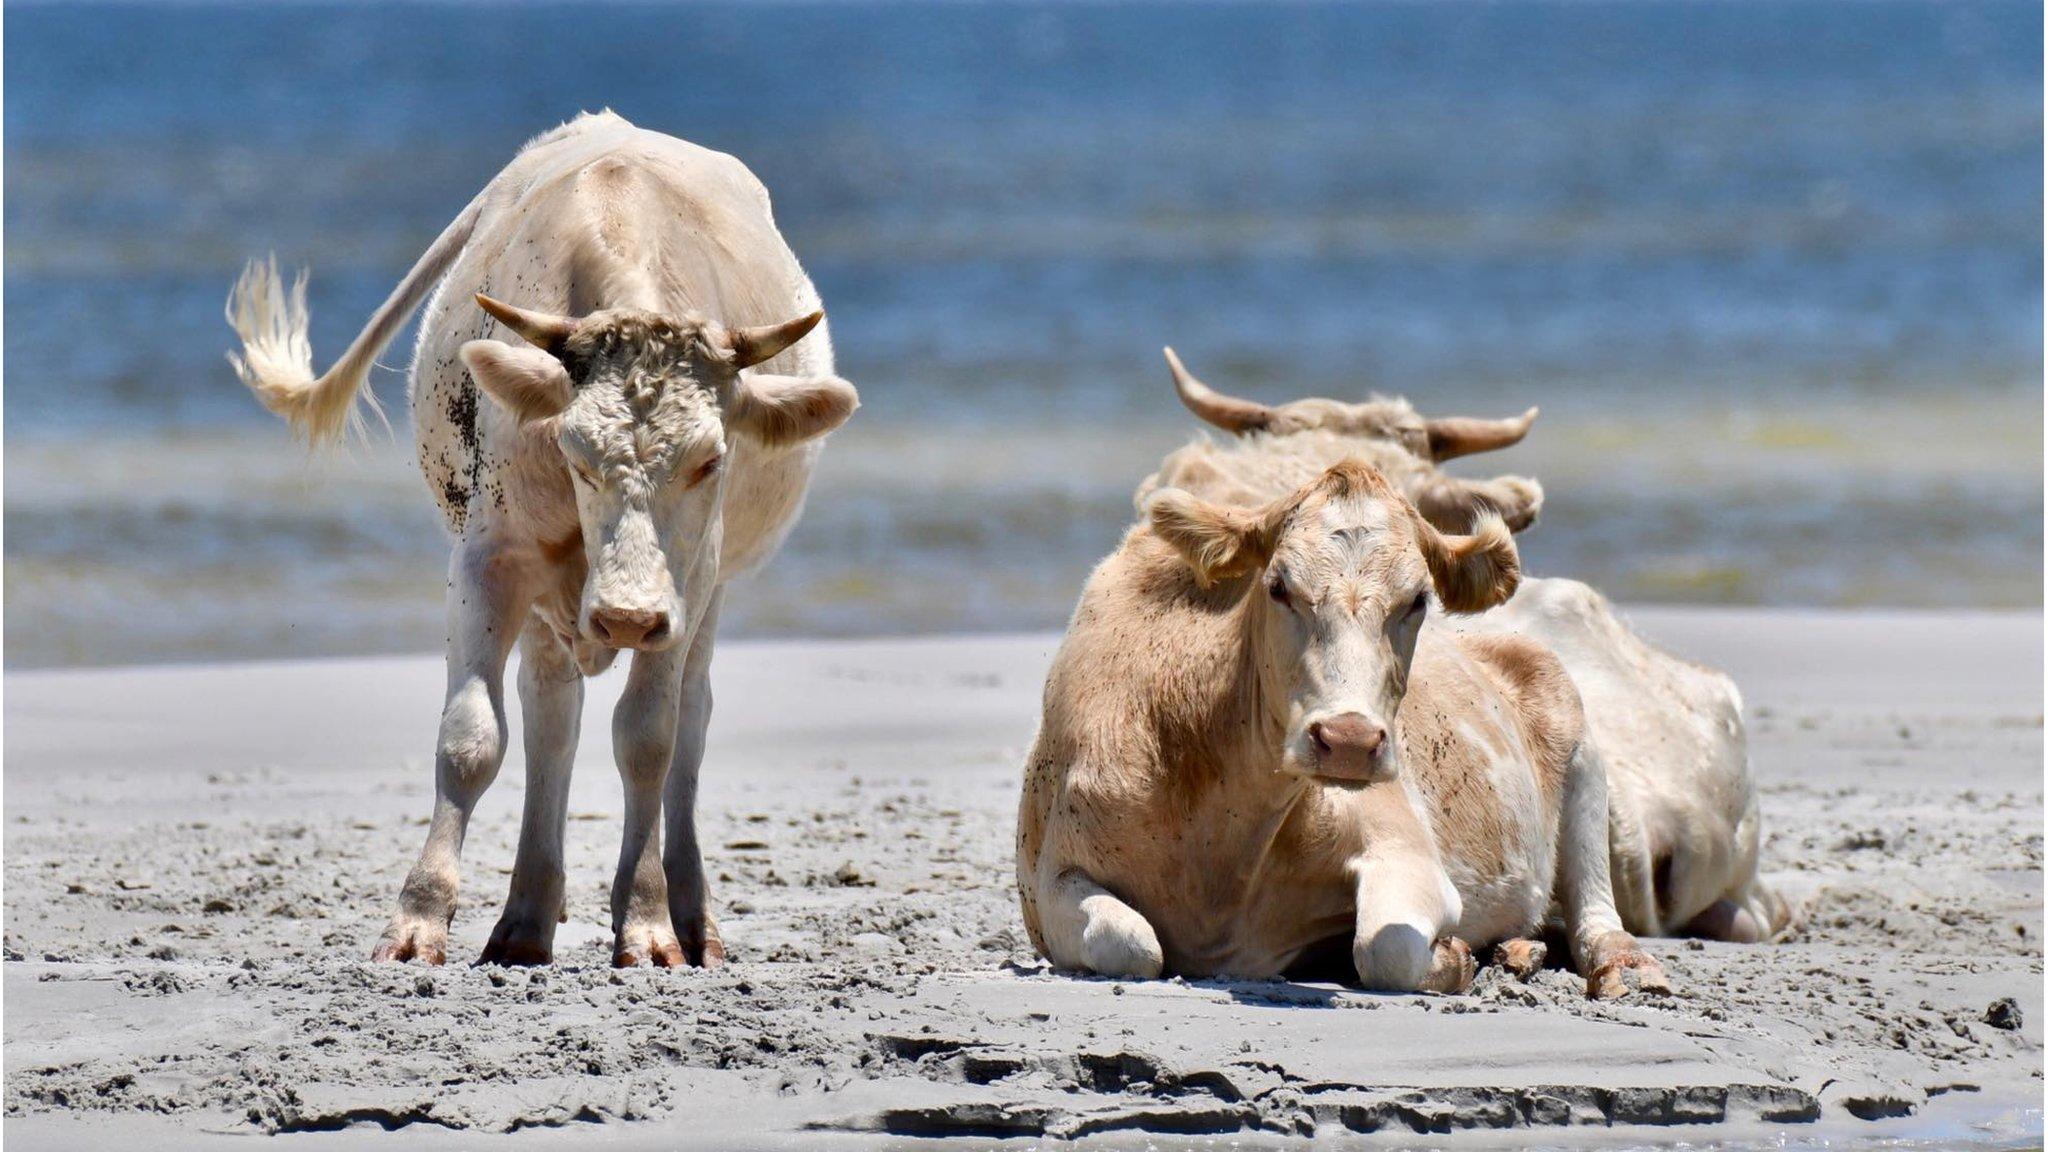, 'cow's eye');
687,454,725,488
1406,591,1429,619
1267,572,1291,607
569,461,600,486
